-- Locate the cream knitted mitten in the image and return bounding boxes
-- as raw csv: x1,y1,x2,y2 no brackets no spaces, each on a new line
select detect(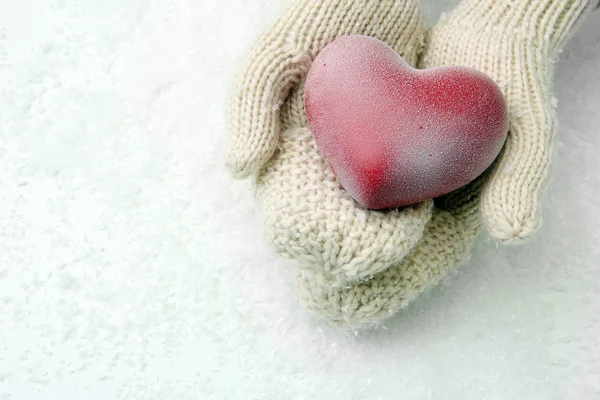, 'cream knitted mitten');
228,0,432,288
422,0,595,242
296,173,484,328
